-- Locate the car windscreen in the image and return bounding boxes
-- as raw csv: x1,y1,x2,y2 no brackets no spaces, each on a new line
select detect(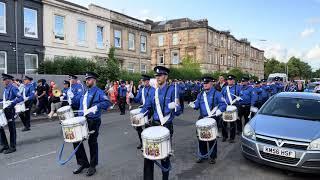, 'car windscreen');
259,97,320,121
